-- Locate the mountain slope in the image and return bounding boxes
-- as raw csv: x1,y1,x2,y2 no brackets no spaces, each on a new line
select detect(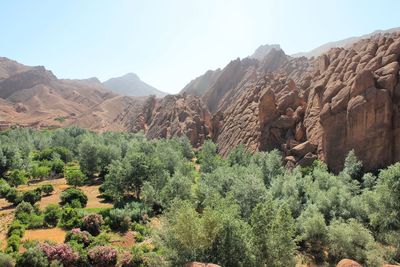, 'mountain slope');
292,27,400,58
103,73,167,97
180,69,222,96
